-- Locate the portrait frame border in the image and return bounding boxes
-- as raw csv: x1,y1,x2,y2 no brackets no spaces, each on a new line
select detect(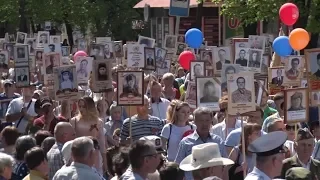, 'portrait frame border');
116,70,145,106
284,87,309,124
195,76,221,111
144,47,156,71
232,38,248,61
305,48,320,91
